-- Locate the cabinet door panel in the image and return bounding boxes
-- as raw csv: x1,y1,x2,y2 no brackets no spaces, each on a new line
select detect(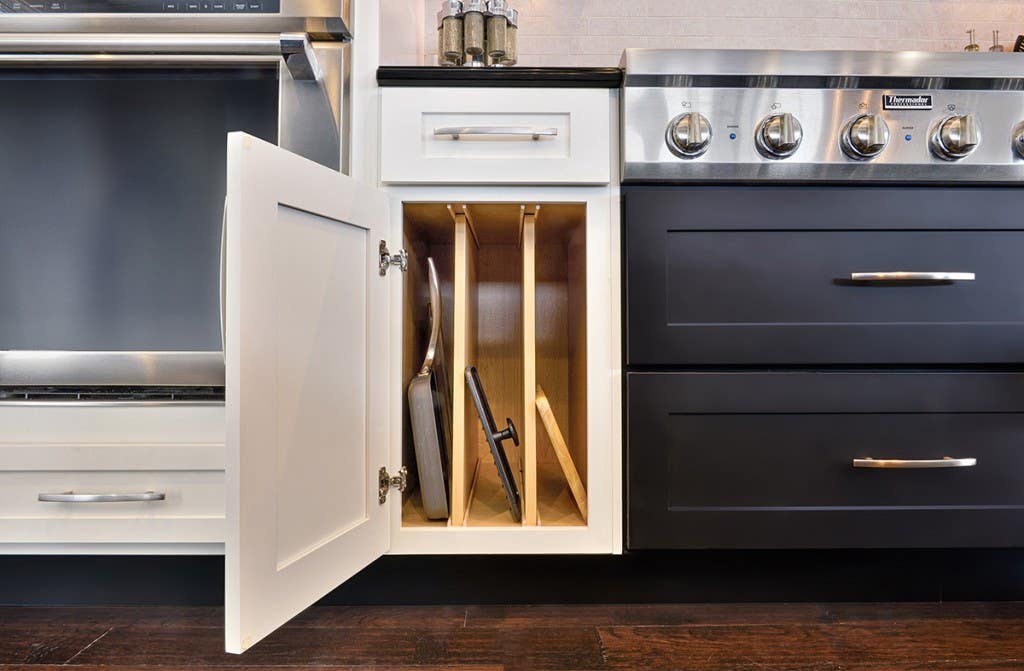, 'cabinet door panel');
628,371,1024,549
224,133,389,653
